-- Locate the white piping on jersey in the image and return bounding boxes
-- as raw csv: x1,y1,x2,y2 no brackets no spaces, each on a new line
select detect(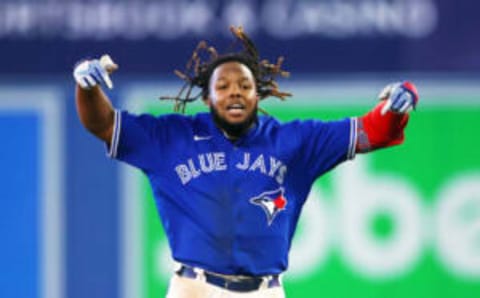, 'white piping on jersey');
348,117,358,160
107,109,121,158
